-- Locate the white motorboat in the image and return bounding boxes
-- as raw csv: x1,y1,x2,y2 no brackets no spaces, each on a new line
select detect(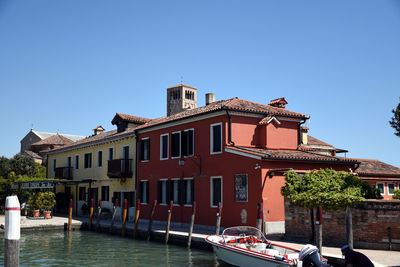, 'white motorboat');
206,226,329,267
